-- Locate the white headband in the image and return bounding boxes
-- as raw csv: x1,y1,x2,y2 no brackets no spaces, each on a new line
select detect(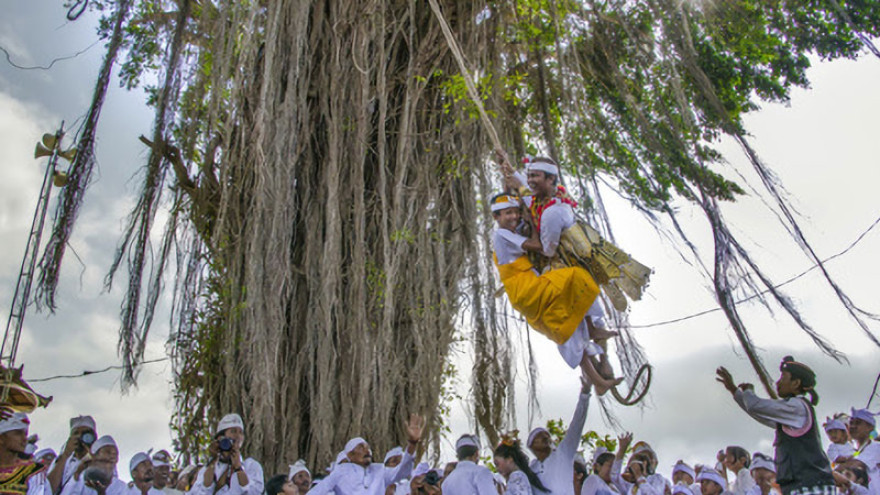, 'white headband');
455,434,480,451
851,408,877,428
70,415,97,432
527,159,559,176
824,419,846,432
673,461,695,479
129,452,151,474
751,457,776,474
696,468,726,487
151,450,172,468
0,413,29,435
216,413,244,434
344,437,368,455
527,427,549,448
288,459,310,479
34,448,56,461
91,435,117,455
383,447,403,463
